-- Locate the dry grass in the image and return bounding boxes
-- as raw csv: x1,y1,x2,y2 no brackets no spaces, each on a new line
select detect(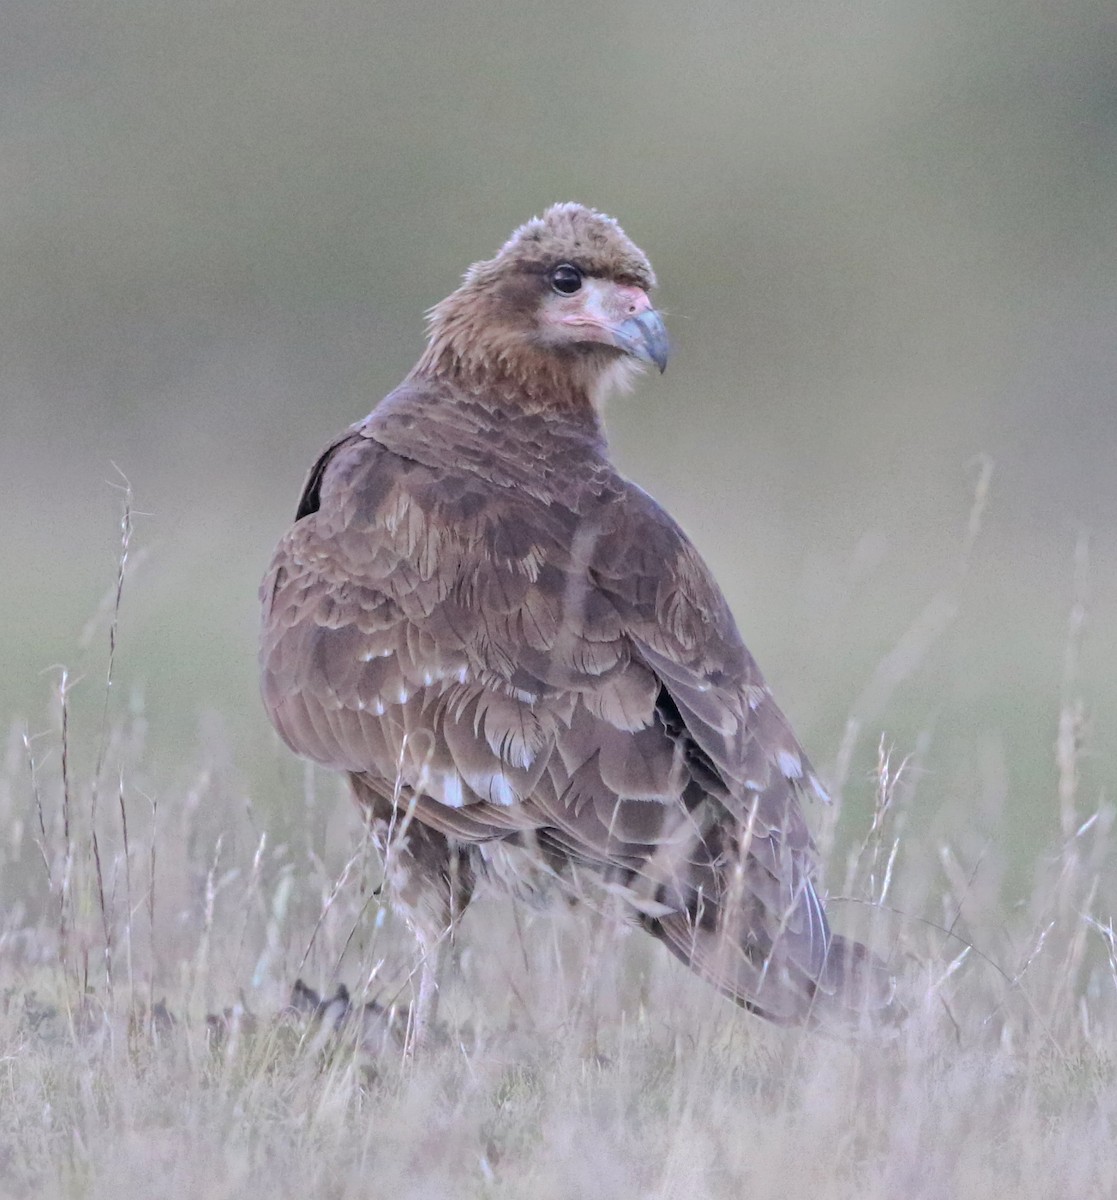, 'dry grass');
2,493,1116,1200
